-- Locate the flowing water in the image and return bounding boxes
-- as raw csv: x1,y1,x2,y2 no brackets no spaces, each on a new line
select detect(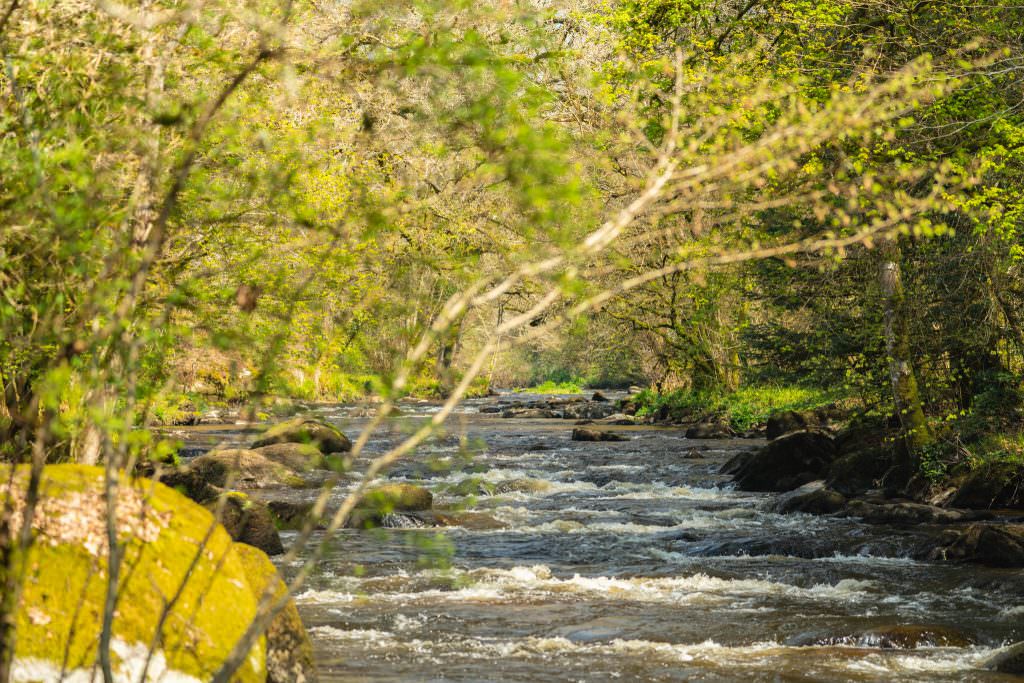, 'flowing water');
183,394,1024,681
